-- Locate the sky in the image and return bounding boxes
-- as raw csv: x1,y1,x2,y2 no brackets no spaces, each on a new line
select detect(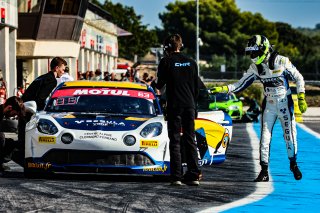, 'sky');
100,0,320,29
